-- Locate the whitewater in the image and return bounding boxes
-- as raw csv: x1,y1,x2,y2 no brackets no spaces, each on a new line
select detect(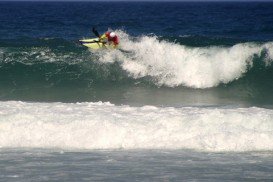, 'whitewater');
99,31,273,88
1,32,273,152
1,31,273,91
1,101,273,152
